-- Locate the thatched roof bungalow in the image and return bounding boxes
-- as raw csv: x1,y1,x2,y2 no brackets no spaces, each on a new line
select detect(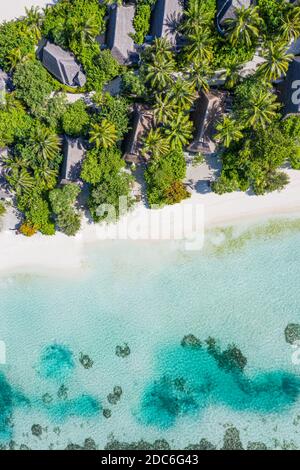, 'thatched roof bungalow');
39,41,86,87
124,105,154,164
188,91,225,154
106,4,138,65
61,137,86,183
279,57,300,118
150,0,184,45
